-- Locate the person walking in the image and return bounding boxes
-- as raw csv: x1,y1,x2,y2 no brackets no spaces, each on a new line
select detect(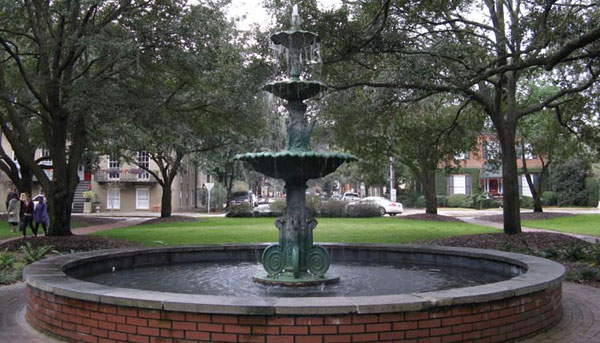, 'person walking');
7,197,20,232
20,193,34,237
33,195,48,236
5,187,18,212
